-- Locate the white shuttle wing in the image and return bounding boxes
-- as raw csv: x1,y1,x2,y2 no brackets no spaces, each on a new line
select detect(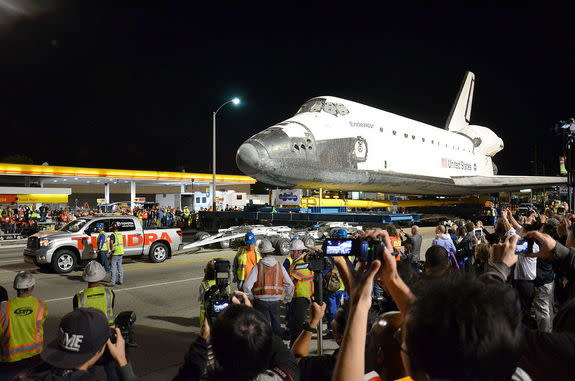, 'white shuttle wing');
452,175,566,191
